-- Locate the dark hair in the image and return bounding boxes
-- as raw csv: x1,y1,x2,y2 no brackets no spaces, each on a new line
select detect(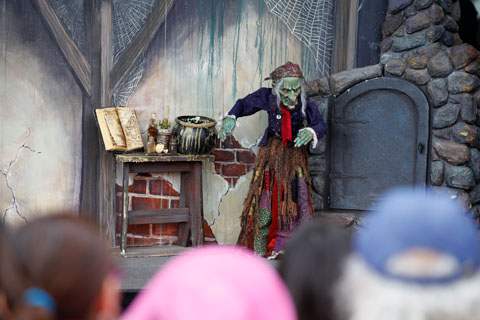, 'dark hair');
0,213,117,320
278,220,351,320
